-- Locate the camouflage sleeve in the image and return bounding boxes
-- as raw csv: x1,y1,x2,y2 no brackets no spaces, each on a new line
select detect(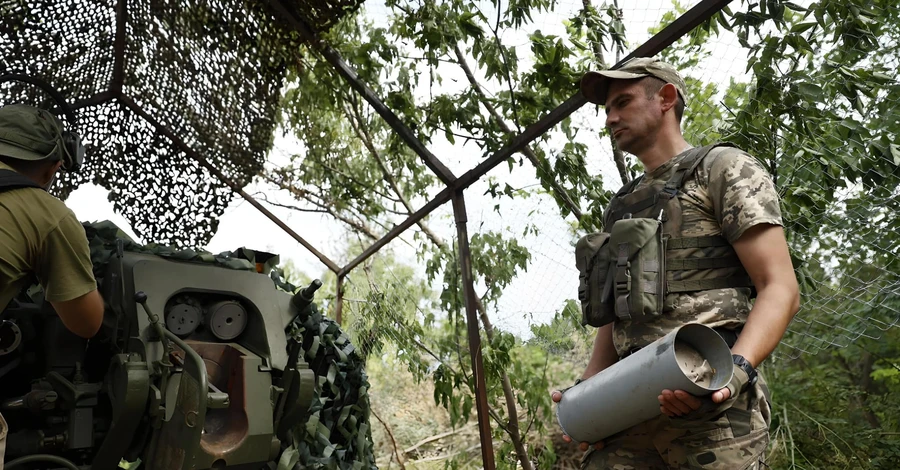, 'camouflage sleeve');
706,149,783,243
